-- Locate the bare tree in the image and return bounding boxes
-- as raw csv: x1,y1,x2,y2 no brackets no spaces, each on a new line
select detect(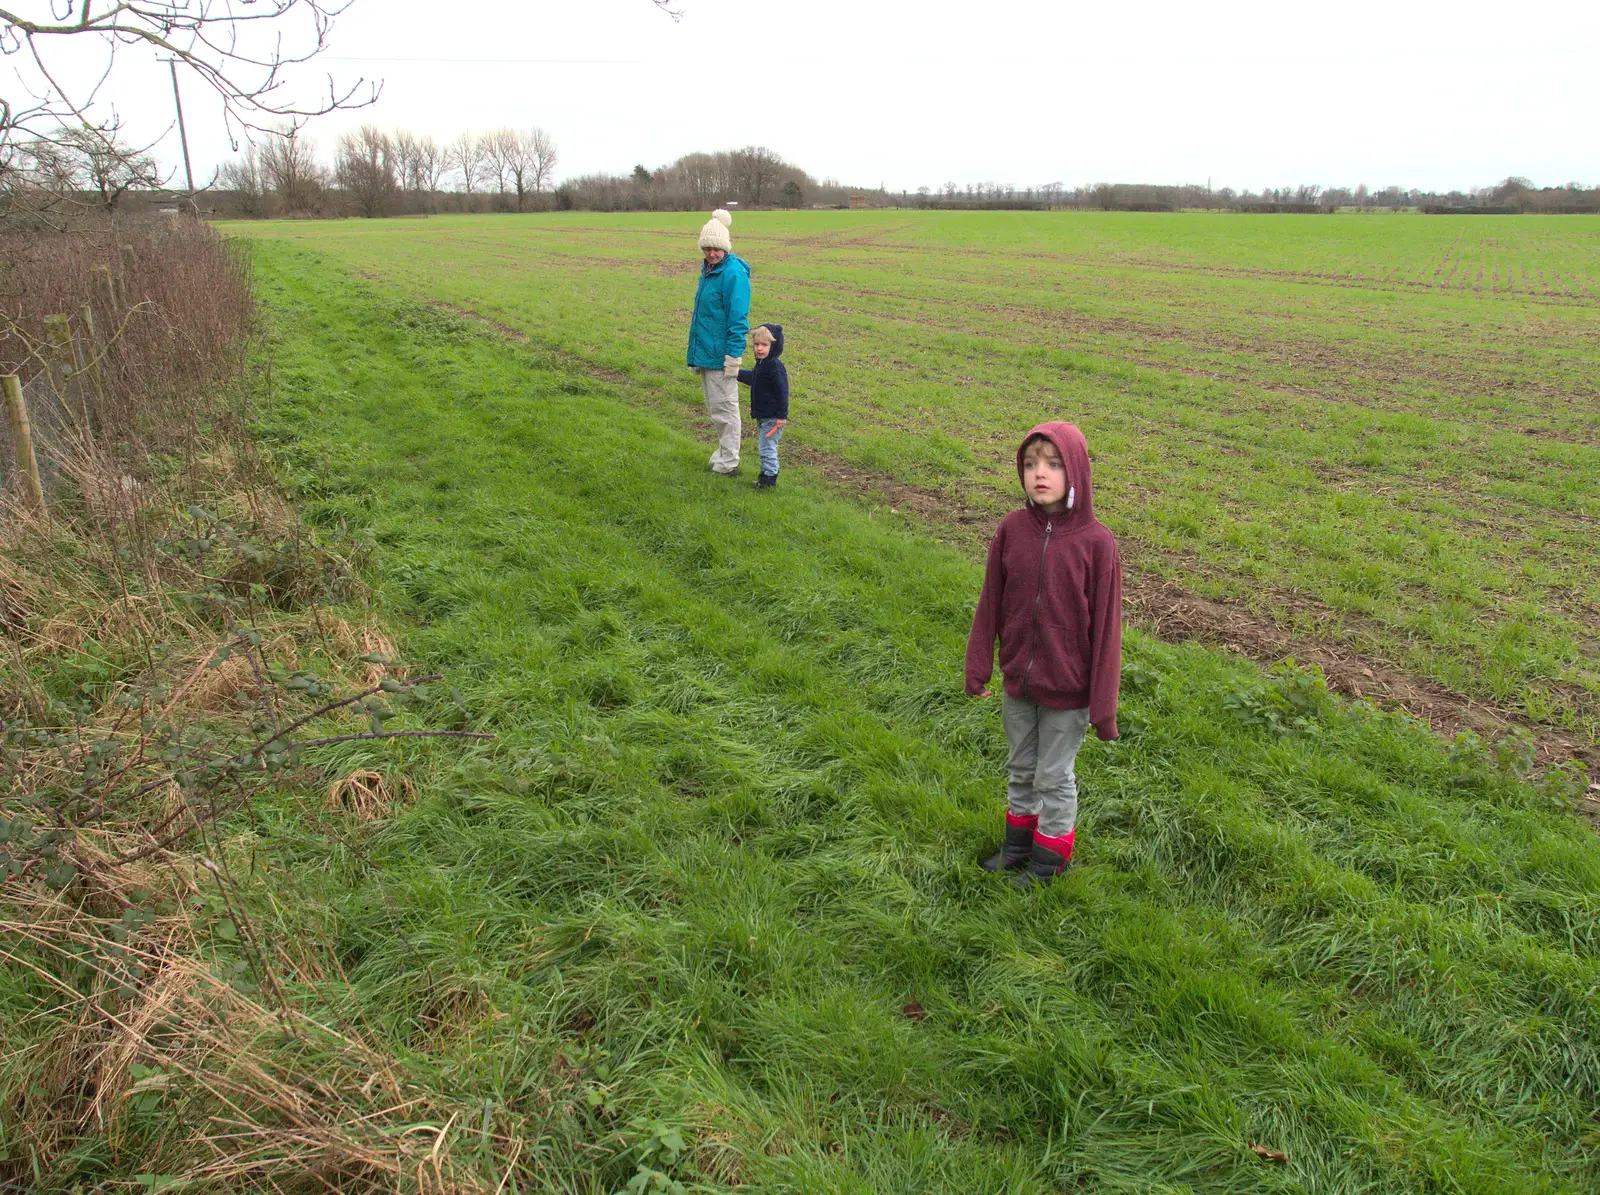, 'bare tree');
494,127,556,210
392,128,443,196
0,2,375,226
481,128,517,201
393,128,420,188
0,3,377,152
500,130,532,210
446,131,486,195
258,125,322,215
730,145,784,205
413,133,443,195
221,143,267,216
56,124,163,210
529,127,558,195
335,123,397,217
